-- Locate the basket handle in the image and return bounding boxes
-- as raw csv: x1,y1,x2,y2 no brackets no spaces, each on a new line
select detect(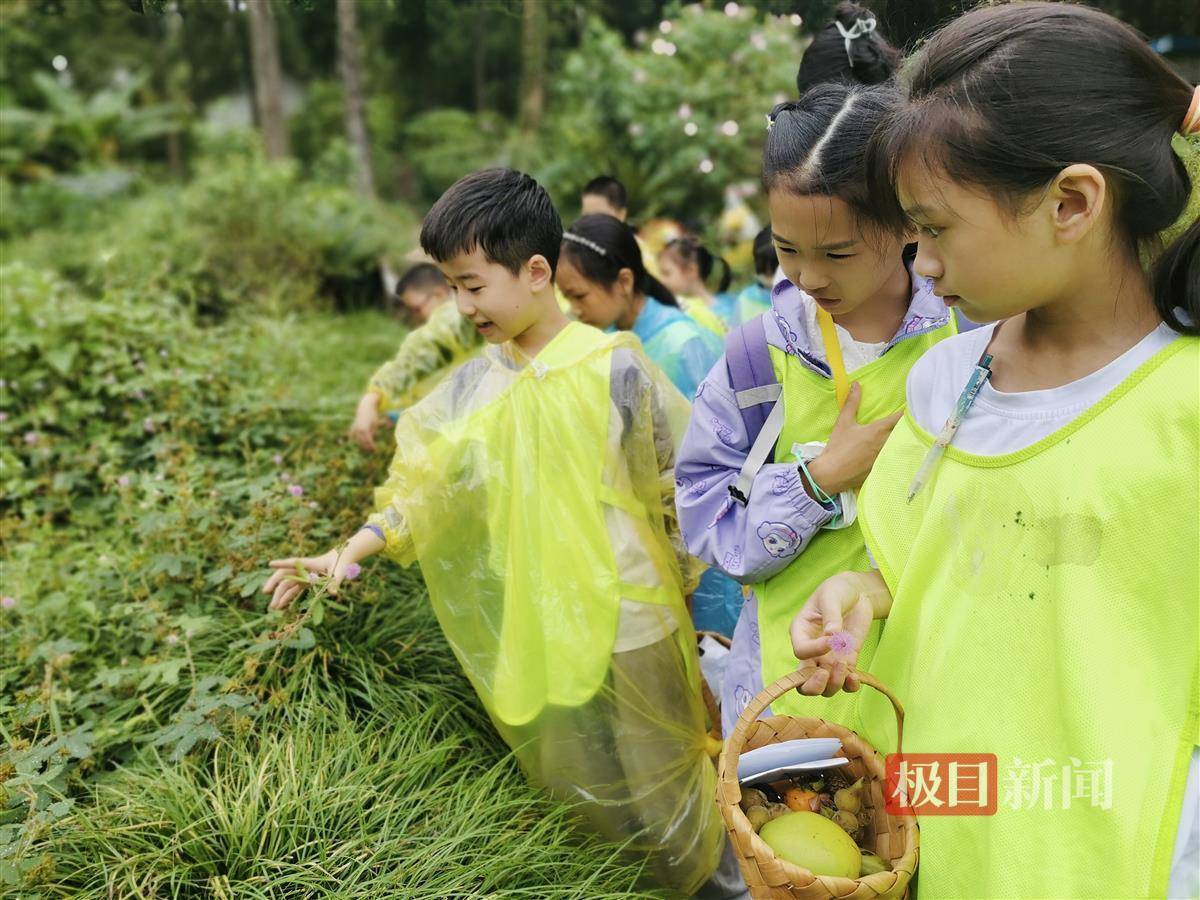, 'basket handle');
719,665,906,783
